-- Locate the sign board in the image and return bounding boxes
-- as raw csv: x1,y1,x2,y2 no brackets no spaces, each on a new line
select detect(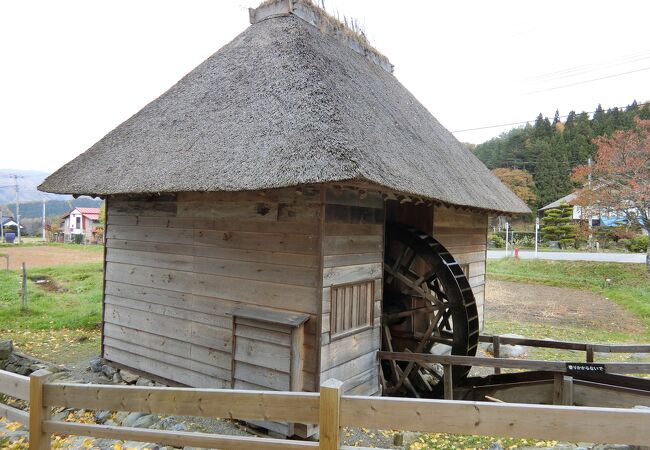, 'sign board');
566,362,606,375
